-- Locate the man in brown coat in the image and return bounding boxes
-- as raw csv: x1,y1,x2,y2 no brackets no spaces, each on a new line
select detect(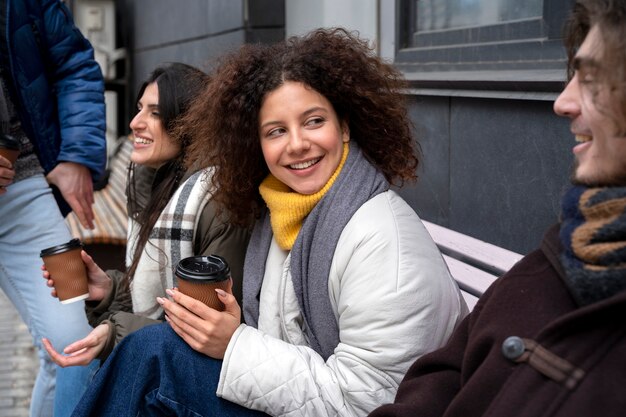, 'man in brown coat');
370,0,626,416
